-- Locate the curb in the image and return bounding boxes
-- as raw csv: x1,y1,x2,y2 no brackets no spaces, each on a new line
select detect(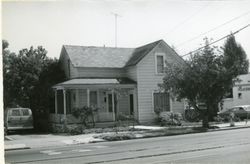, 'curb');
5,144,31,151
210,125,250,132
